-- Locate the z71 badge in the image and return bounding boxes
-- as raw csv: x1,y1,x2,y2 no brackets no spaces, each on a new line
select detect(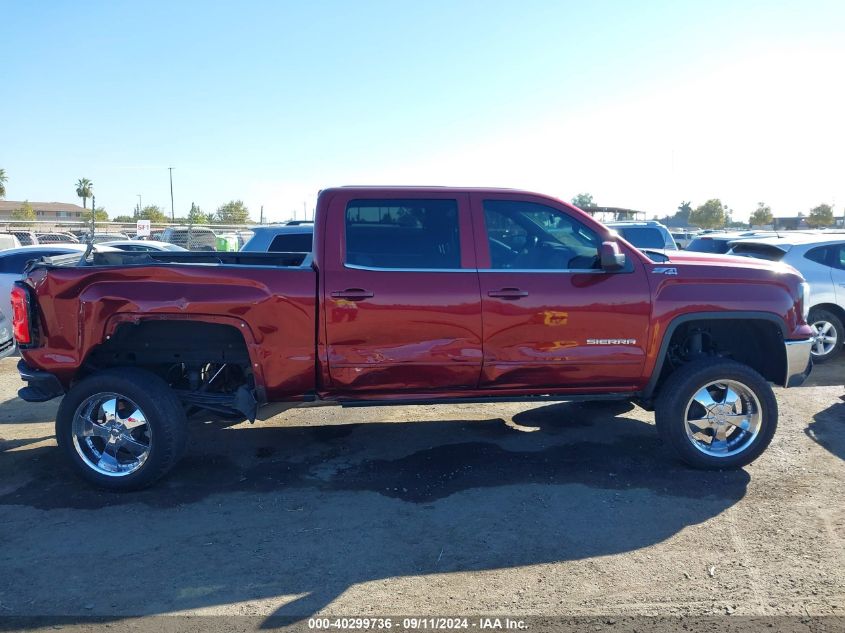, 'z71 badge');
652,267,678,275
